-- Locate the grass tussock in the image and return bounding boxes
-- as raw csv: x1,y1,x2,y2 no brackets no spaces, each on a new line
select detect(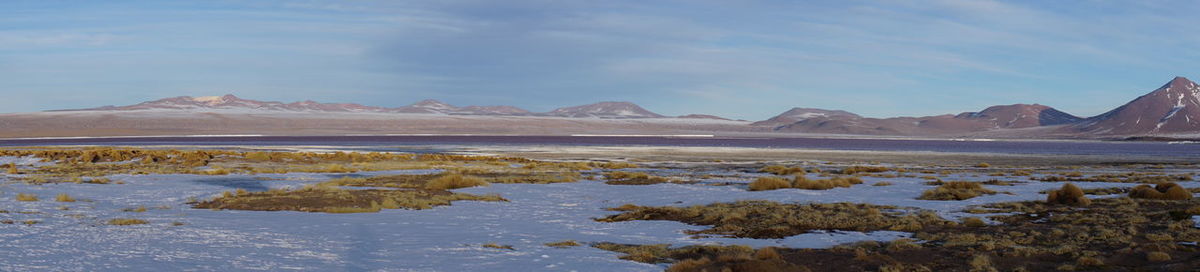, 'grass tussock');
55,193,75,202
872,181,893,186
107,218,149,225
596,161,639,169
545,240,582,248
15,193,38,202
424,174,489,190
748,176,791,191
1046,183,1091,206
1129,182,1193,200
840,165,891,175
748,175,864,191
603,171,673,185
759,165,806,175
598,200,952,239
917,181,996,200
